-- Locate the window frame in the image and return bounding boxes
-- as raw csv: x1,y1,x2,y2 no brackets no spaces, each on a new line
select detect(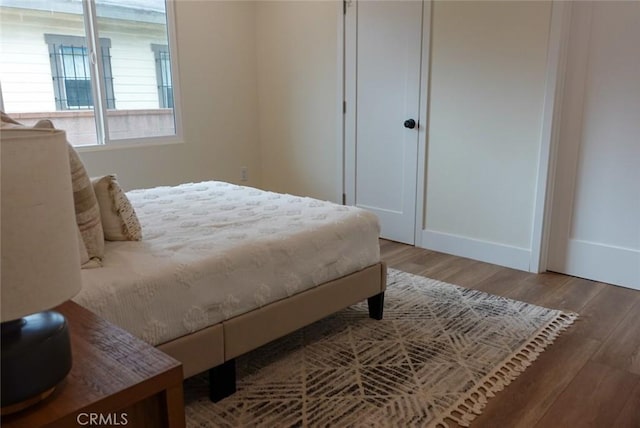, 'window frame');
84,0,182,147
